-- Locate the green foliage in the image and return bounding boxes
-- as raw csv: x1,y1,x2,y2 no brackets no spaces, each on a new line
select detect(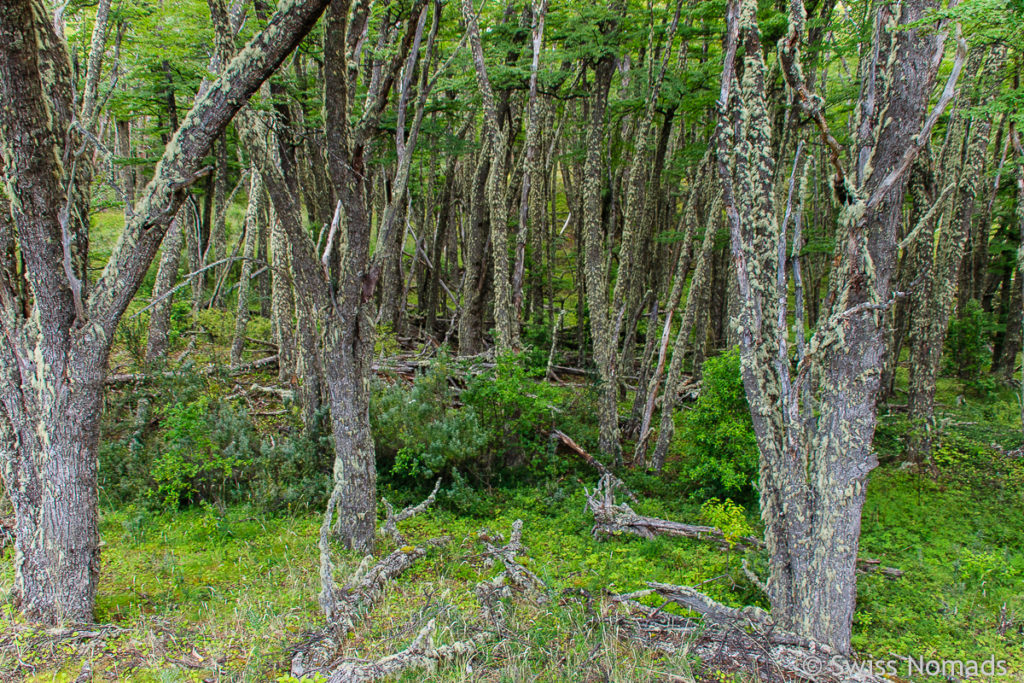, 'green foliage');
374,322,401,356
676,349,759,503
698,498,752,549
250,408,334,512
195,308,235,345
150,396,255,511
114,314,150,365
461,353,560,478
372,351,489,485
944,299,997,383
372,352,601,508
